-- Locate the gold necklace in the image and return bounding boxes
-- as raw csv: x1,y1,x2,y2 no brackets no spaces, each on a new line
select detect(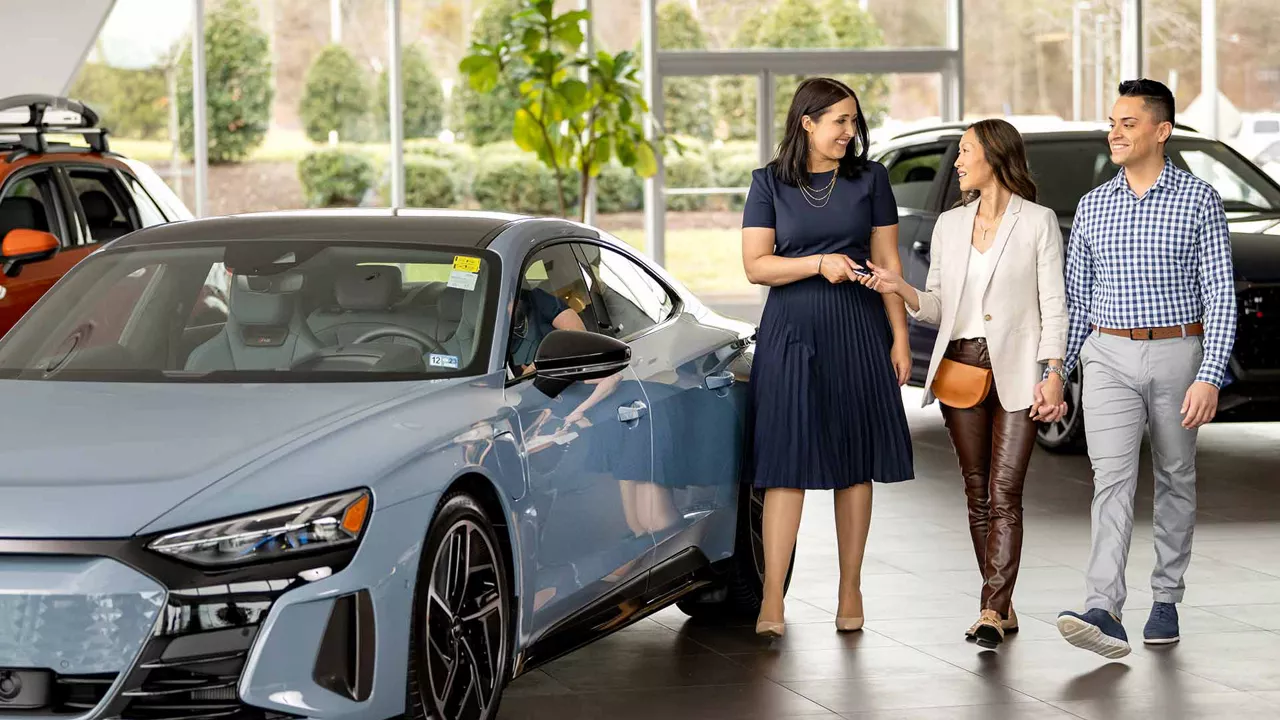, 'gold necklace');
801,170,837,208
